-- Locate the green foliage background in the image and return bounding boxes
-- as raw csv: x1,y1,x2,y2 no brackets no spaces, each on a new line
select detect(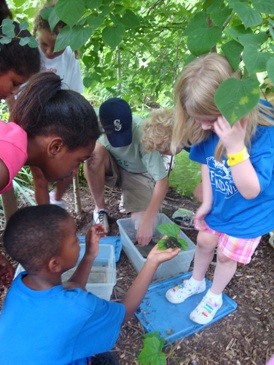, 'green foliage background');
169,150,201,196
3,0,274,198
